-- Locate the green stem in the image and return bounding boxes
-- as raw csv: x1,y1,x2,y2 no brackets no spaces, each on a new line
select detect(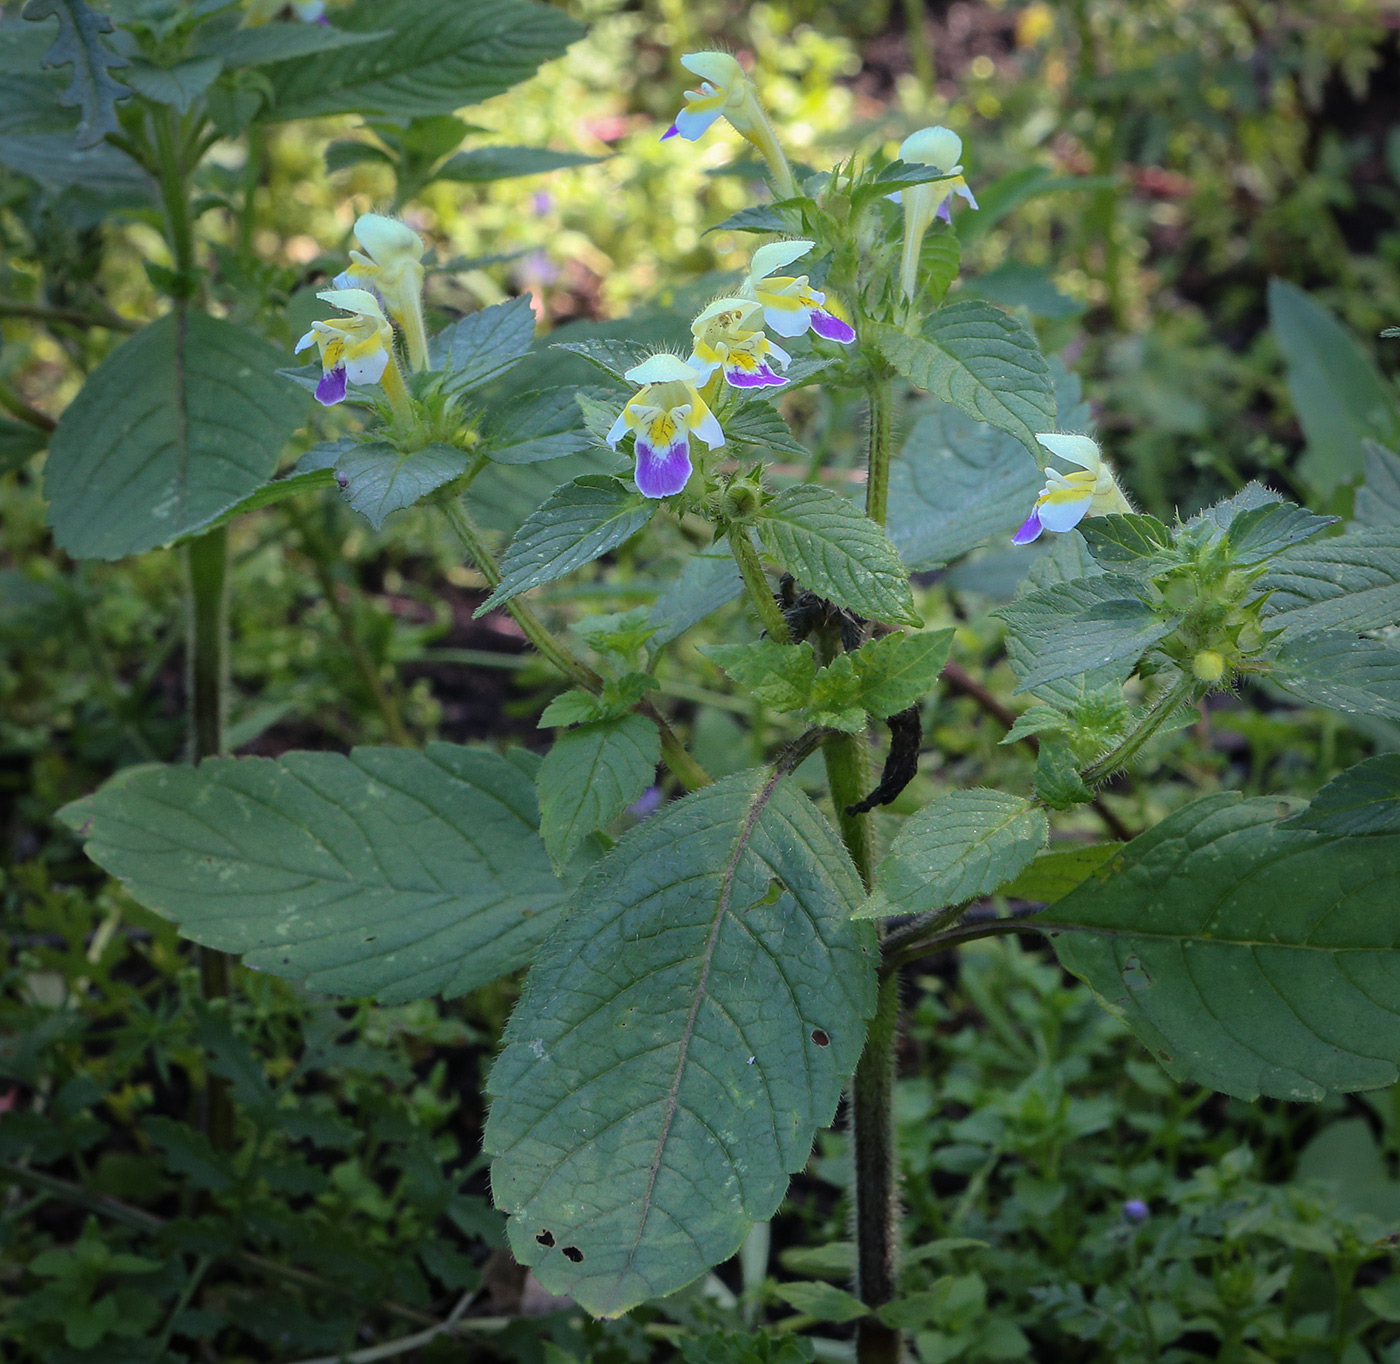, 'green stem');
153,109,197,287
0,377,56,431
900,0,935,91
864,380,893,527
823,730,875,886
726,525,791,643
379,353,416,428
185,526,236,1154
1081,671,1194,787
